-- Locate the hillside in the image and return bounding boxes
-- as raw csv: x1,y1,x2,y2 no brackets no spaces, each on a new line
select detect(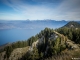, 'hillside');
62,21,80,28
0,43,11,50
0,47,29,60
0,28,80,60
56,21,80,44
